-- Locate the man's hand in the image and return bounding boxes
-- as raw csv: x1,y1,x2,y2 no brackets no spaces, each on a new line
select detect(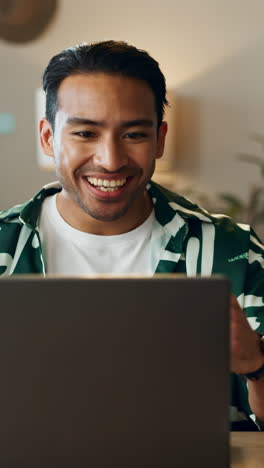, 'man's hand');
230,294,264,374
